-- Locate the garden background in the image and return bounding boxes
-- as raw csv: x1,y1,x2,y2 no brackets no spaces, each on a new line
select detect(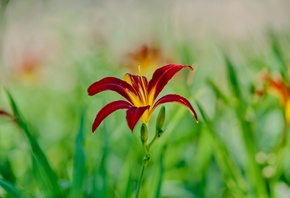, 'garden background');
1,0,290,197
